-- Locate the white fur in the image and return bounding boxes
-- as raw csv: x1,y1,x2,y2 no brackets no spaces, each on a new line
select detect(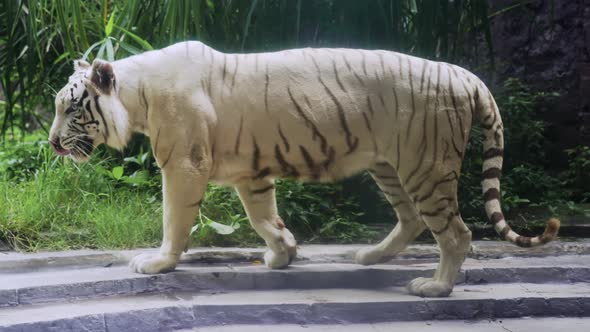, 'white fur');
50,41,524,297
